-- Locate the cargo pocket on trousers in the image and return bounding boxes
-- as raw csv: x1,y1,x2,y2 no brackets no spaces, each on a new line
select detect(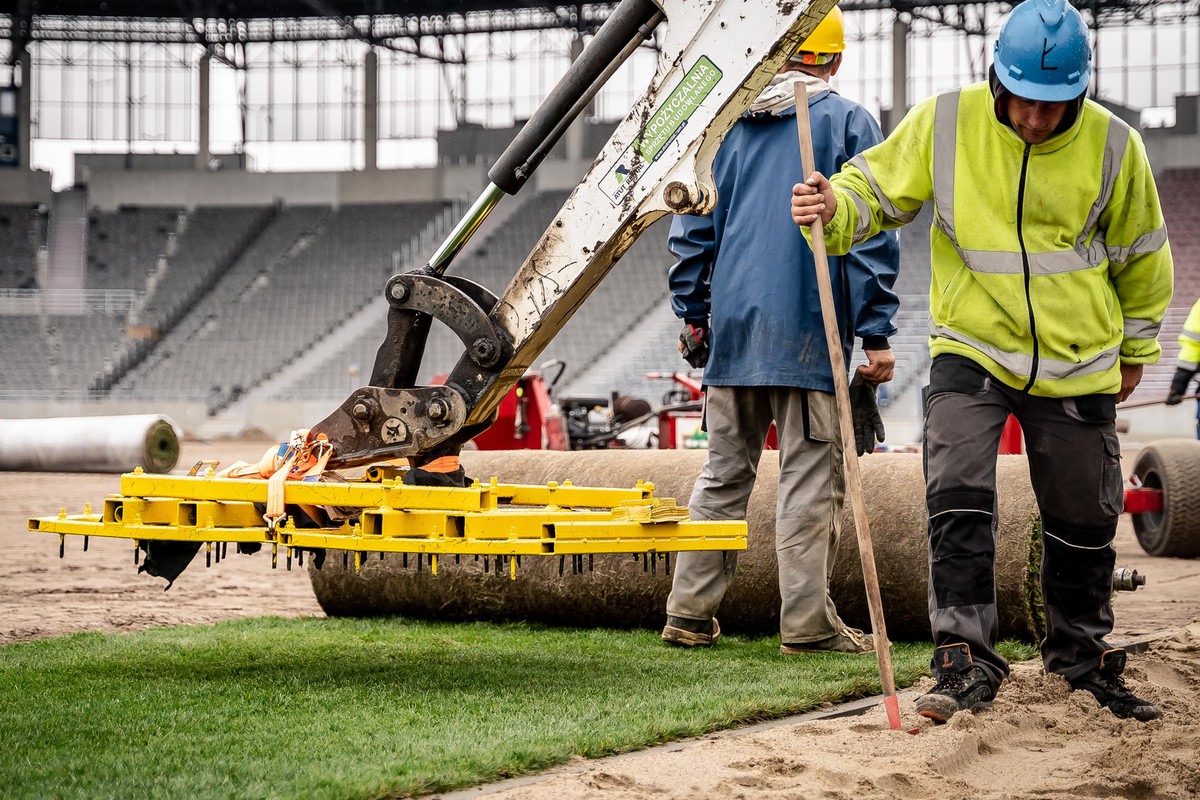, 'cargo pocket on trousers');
802,390,836,443
1063,393,1117,424
926,354,991,399
1099,431,1124,517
